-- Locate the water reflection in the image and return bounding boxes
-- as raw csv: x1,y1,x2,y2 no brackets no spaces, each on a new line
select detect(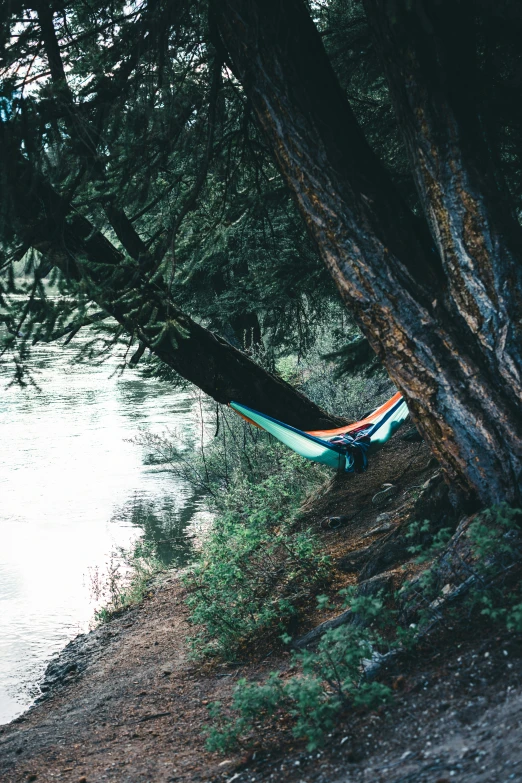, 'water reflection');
111,493,200,568
0,339,210,724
